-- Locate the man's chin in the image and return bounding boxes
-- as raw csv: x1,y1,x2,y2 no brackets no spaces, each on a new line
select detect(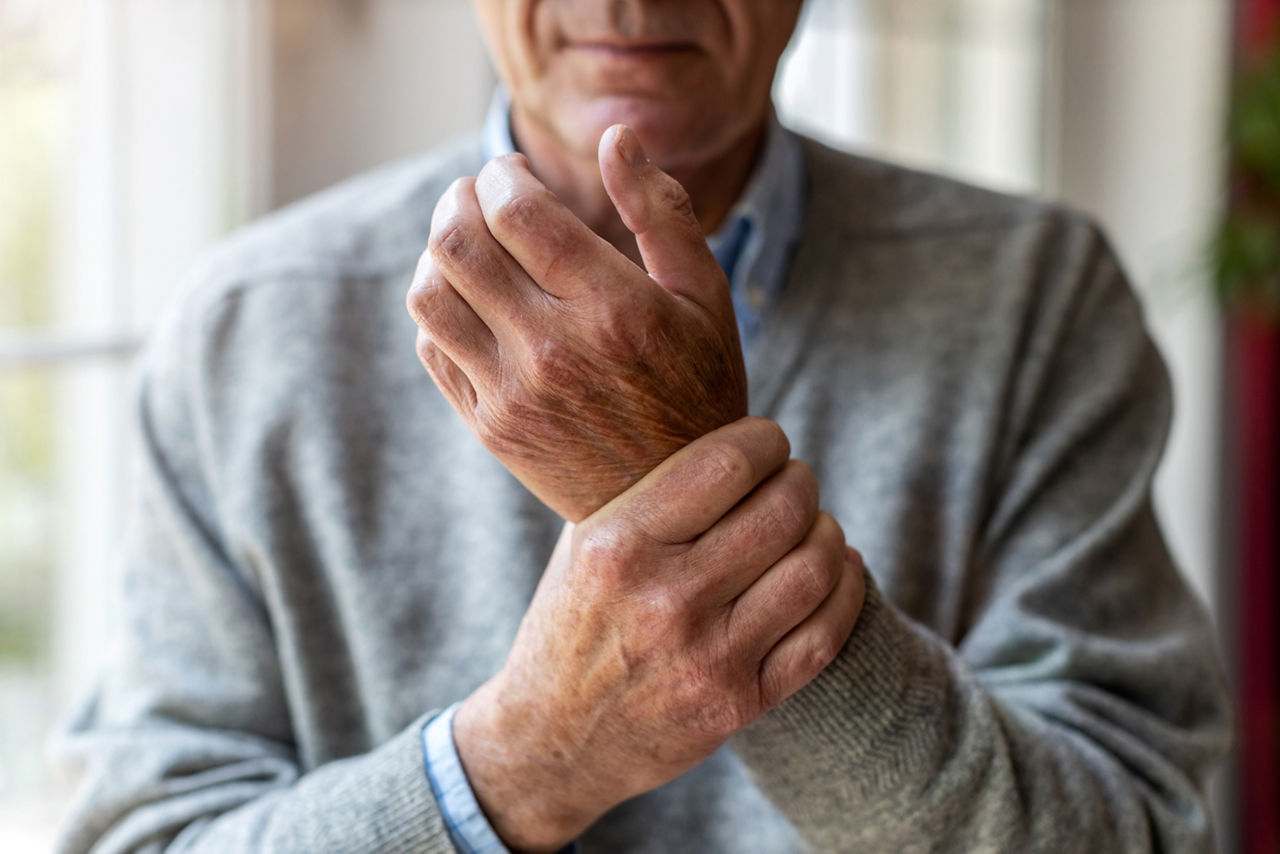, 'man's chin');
568,96,732,170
